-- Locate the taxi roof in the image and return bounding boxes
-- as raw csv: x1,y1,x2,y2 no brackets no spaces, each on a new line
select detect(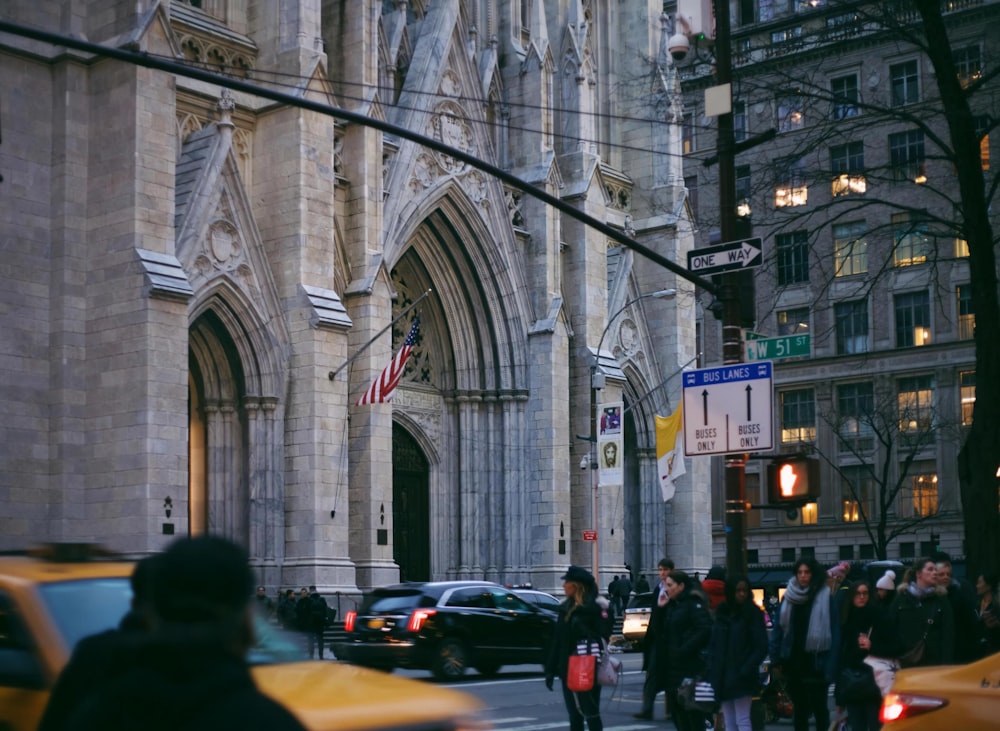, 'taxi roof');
0,552,133,584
